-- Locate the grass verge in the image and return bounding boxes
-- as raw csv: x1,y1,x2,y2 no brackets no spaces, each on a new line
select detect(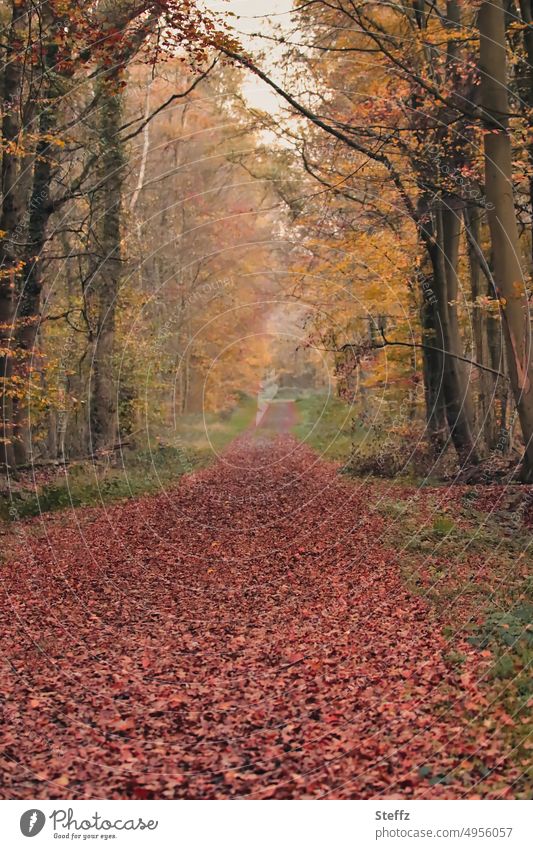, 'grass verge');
372,485,532,795
0,396,257,521
293,393,366,462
